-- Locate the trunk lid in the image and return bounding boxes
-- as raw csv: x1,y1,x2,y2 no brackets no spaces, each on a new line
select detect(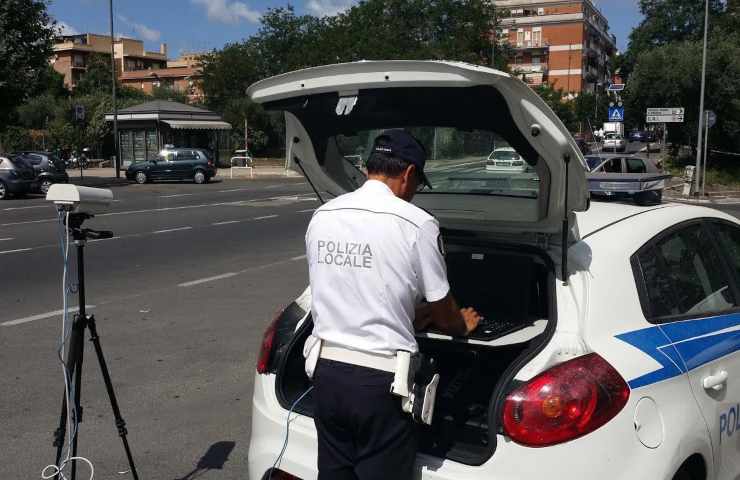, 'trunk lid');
248,60,588,239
